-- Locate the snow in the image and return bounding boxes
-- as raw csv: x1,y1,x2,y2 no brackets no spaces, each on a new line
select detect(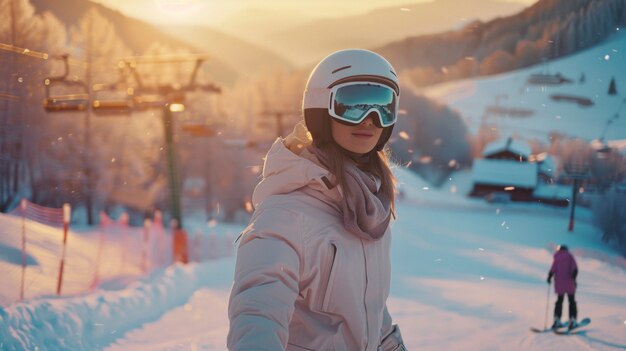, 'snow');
482,137,532,159
1,167,626,351
420,28,626,147
472,159,538,188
